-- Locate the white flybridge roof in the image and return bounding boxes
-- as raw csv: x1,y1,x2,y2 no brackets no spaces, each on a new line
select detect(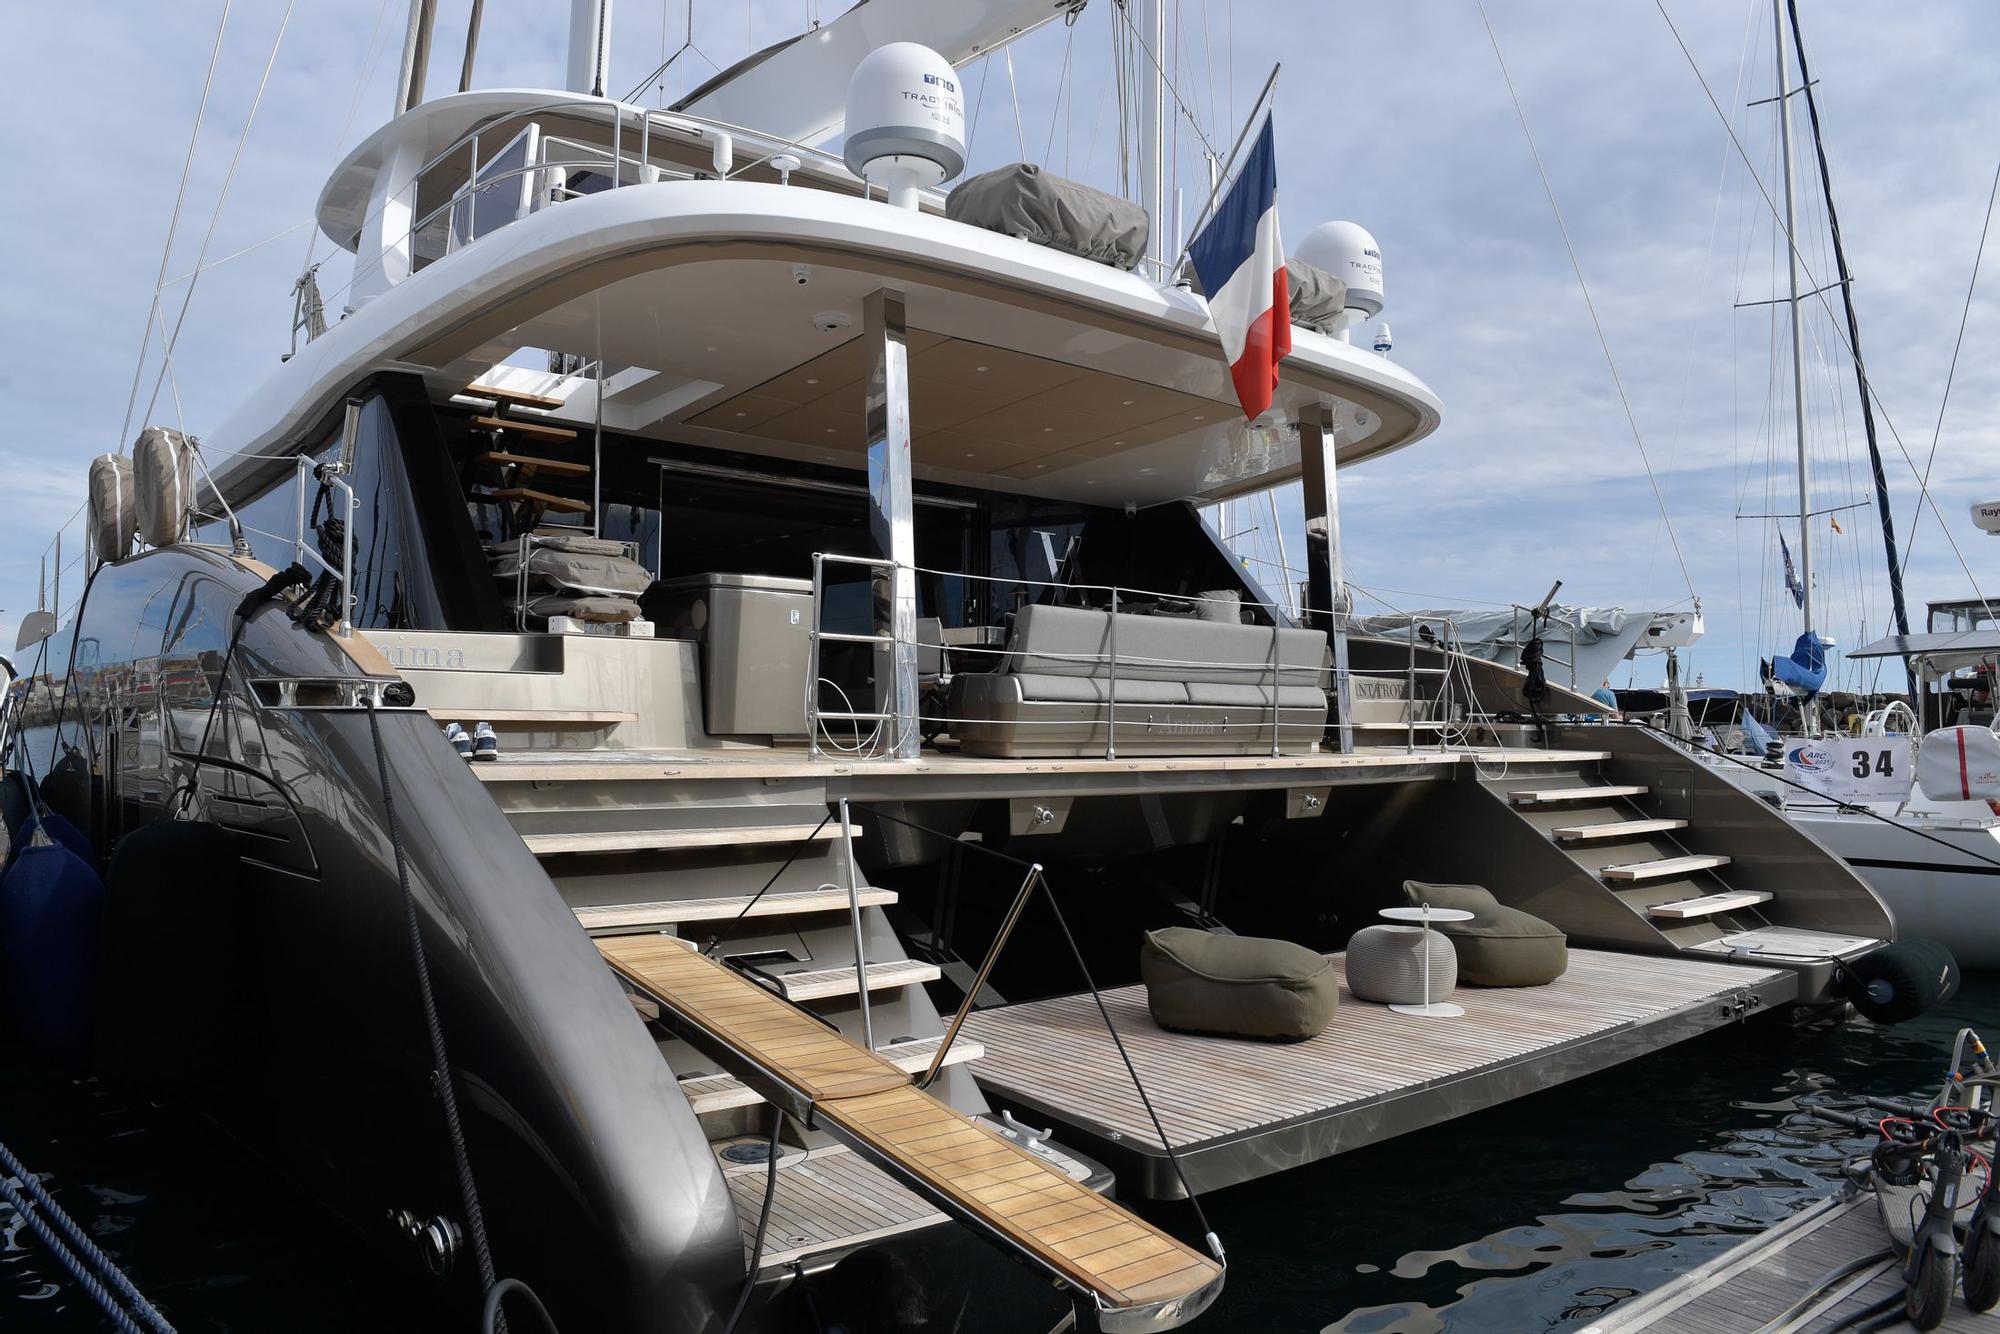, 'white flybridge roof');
222,162,1442,509
676,0,1084,147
